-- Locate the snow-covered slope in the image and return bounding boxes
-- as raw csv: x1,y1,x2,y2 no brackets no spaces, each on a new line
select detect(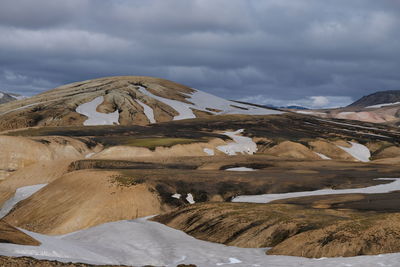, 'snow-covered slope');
0,184,47,219
233,178,400,203
0,91,25,105
0,76,283,130
337,141,371,162
217,129,258,155
3,206,400,266
138,86,282,121
76,96,119,126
